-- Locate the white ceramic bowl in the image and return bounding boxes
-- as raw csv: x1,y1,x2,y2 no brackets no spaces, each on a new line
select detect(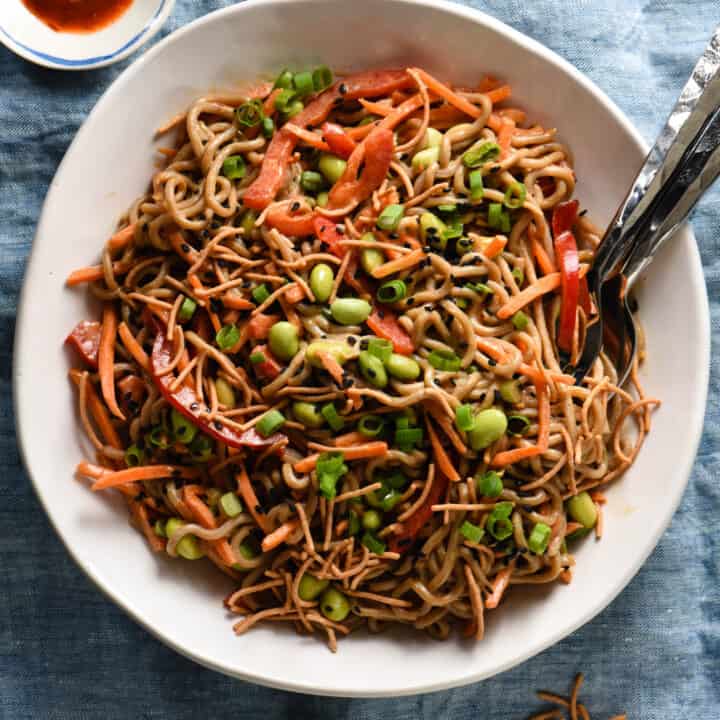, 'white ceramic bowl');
14,0,709,697
0,0,174,70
